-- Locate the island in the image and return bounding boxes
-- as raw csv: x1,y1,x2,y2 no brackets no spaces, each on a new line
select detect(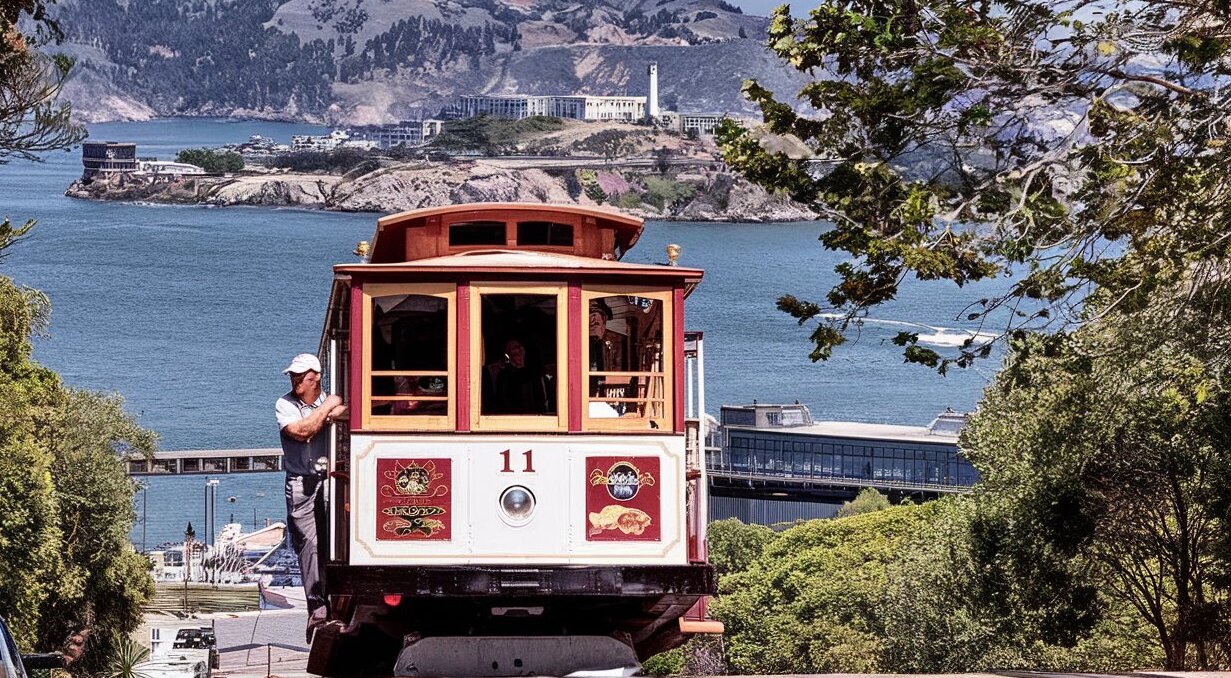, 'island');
65,118,819,223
